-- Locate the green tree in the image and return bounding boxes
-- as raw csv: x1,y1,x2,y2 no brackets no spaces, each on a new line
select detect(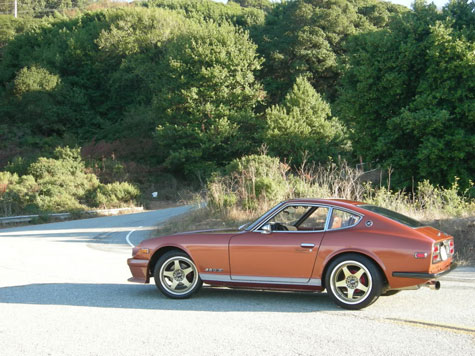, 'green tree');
13,65,60,95
229,0,273,11
154,21,265,179
253,0,406,103
13,0,92,18
146,0,266,28
0,15,44,52
265,76,349,166
338,0,474,188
